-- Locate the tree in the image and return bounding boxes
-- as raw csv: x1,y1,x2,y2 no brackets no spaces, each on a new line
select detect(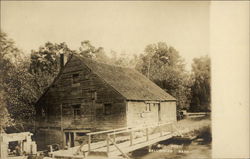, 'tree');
189,56,211,112
0,90,13,132
0,31,24,66
136,42,191,109
29,42,76,95
79,40,110,63
109,50,138,68
0,31,36,131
